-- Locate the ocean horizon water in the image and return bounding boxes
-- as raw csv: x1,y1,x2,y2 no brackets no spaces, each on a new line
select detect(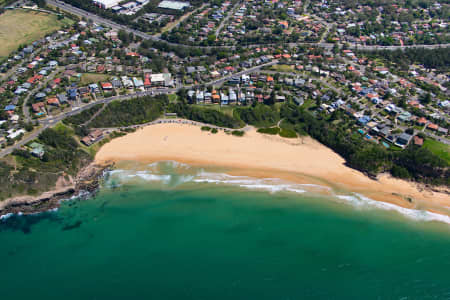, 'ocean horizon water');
1,161,450,299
